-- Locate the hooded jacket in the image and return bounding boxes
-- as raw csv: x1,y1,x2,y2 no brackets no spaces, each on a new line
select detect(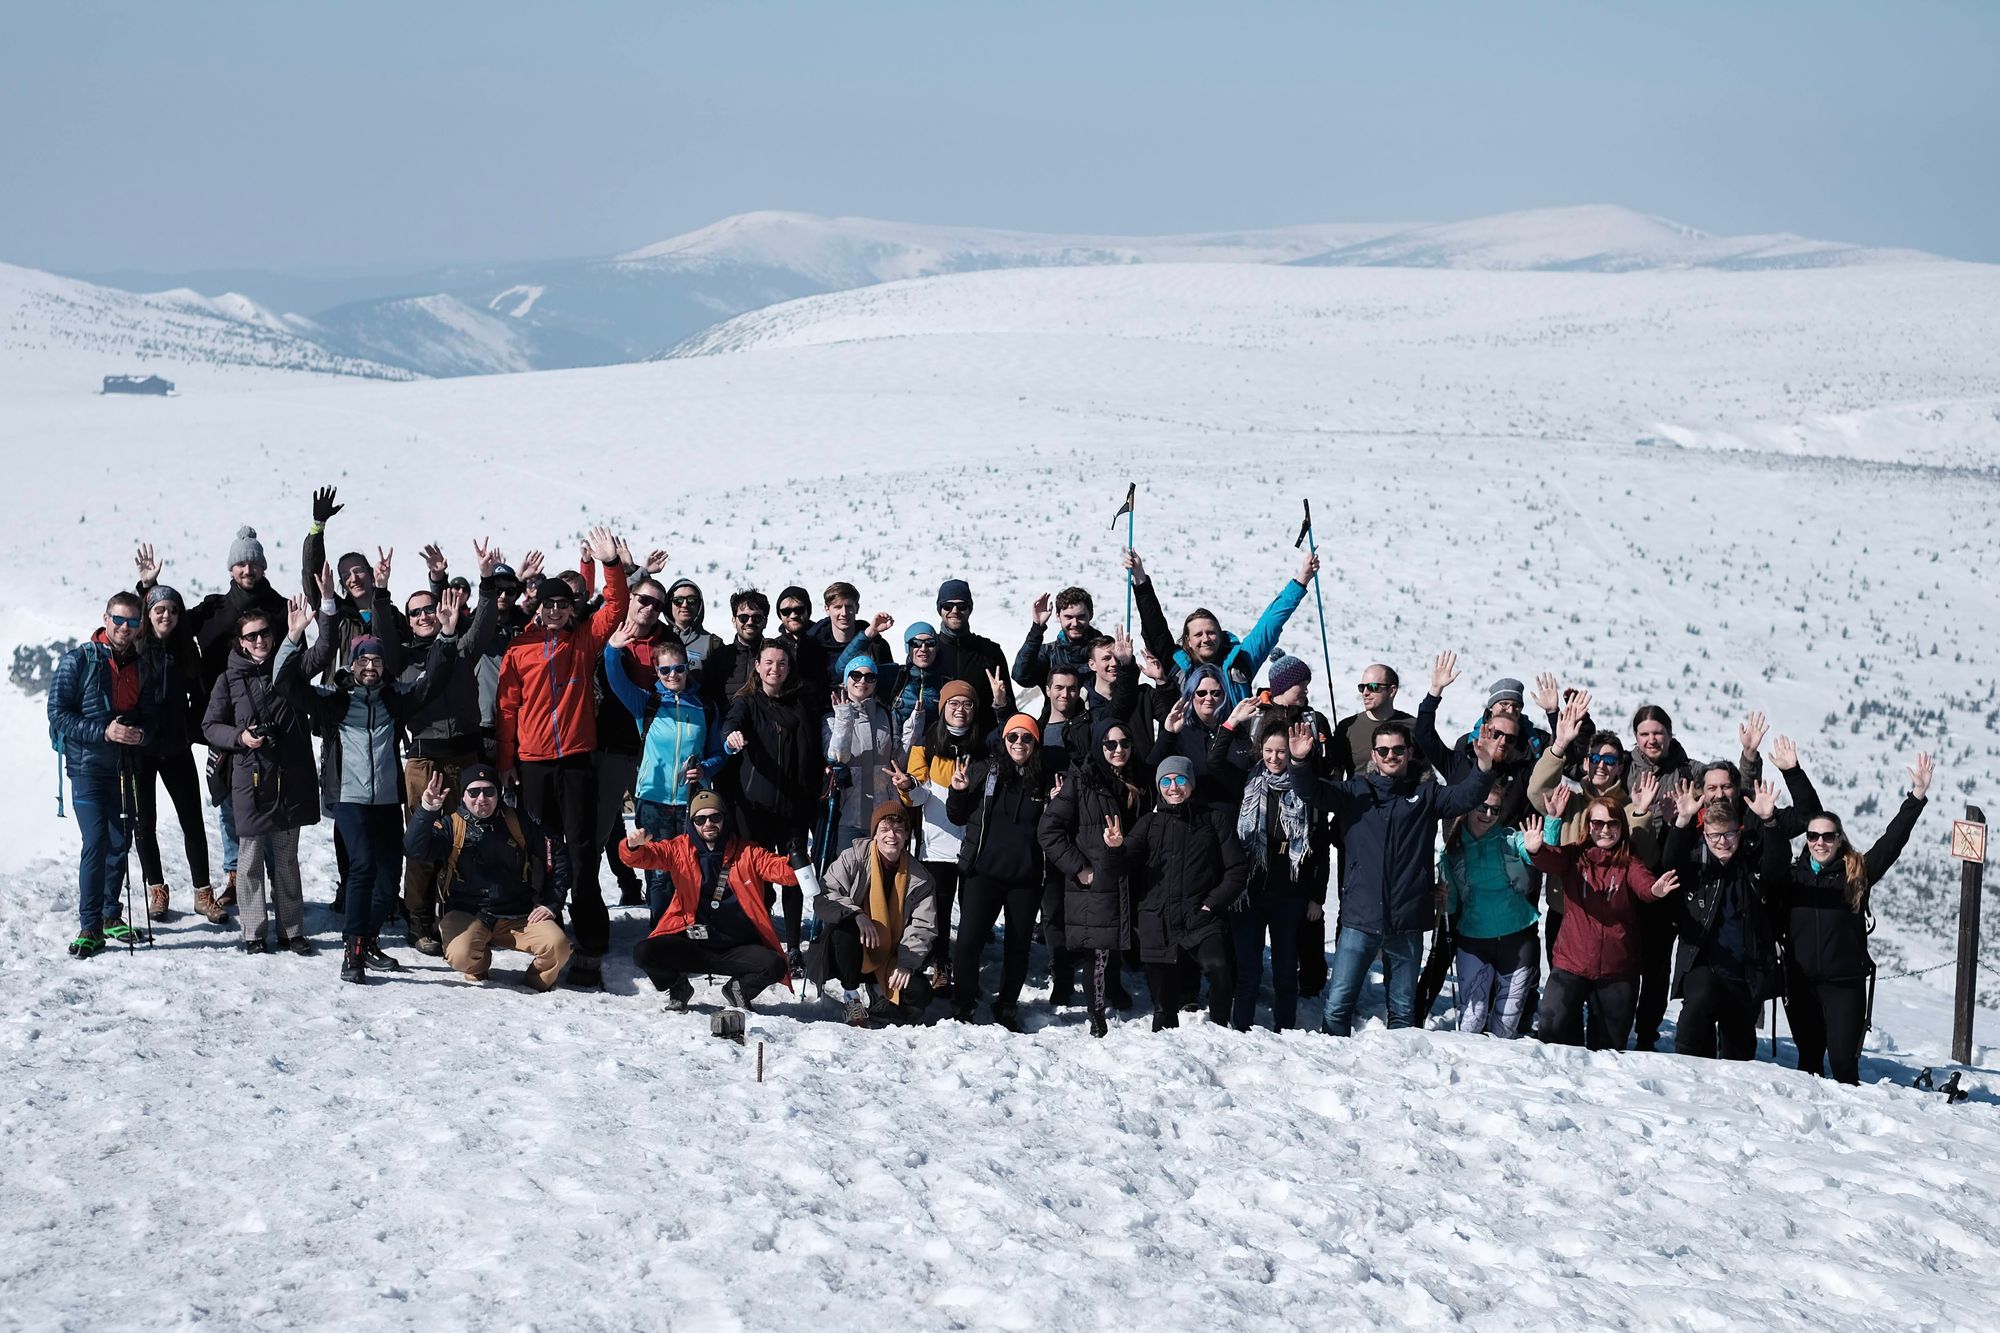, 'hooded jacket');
201,646,320,837
946,753,1049,882
1038,717,1148,952
1440,822,1539,941
602,644,717,806
1131,572,1307,707
282,617,454,807
824,695,901,836
495,563,630,769
1775,793,1926,983
1119,799,1247,964
621,831,798,980
720,682,825,846
48,630,157,787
